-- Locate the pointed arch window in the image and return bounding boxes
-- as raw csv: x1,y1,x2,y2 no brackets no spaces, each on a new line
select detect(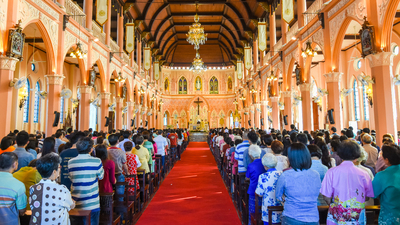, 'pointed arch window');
34,81,40,123
164,112,168,126
60,96,65,124
353,80,360,121
178,77,187,94
362,84,370,121
210,76,218,94
23,79,30,123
